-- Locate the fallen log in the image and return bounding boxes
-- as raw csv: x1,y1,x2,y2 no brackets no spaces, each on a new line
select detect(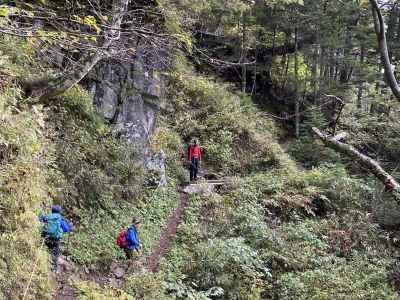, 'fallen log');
312,127,400,202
